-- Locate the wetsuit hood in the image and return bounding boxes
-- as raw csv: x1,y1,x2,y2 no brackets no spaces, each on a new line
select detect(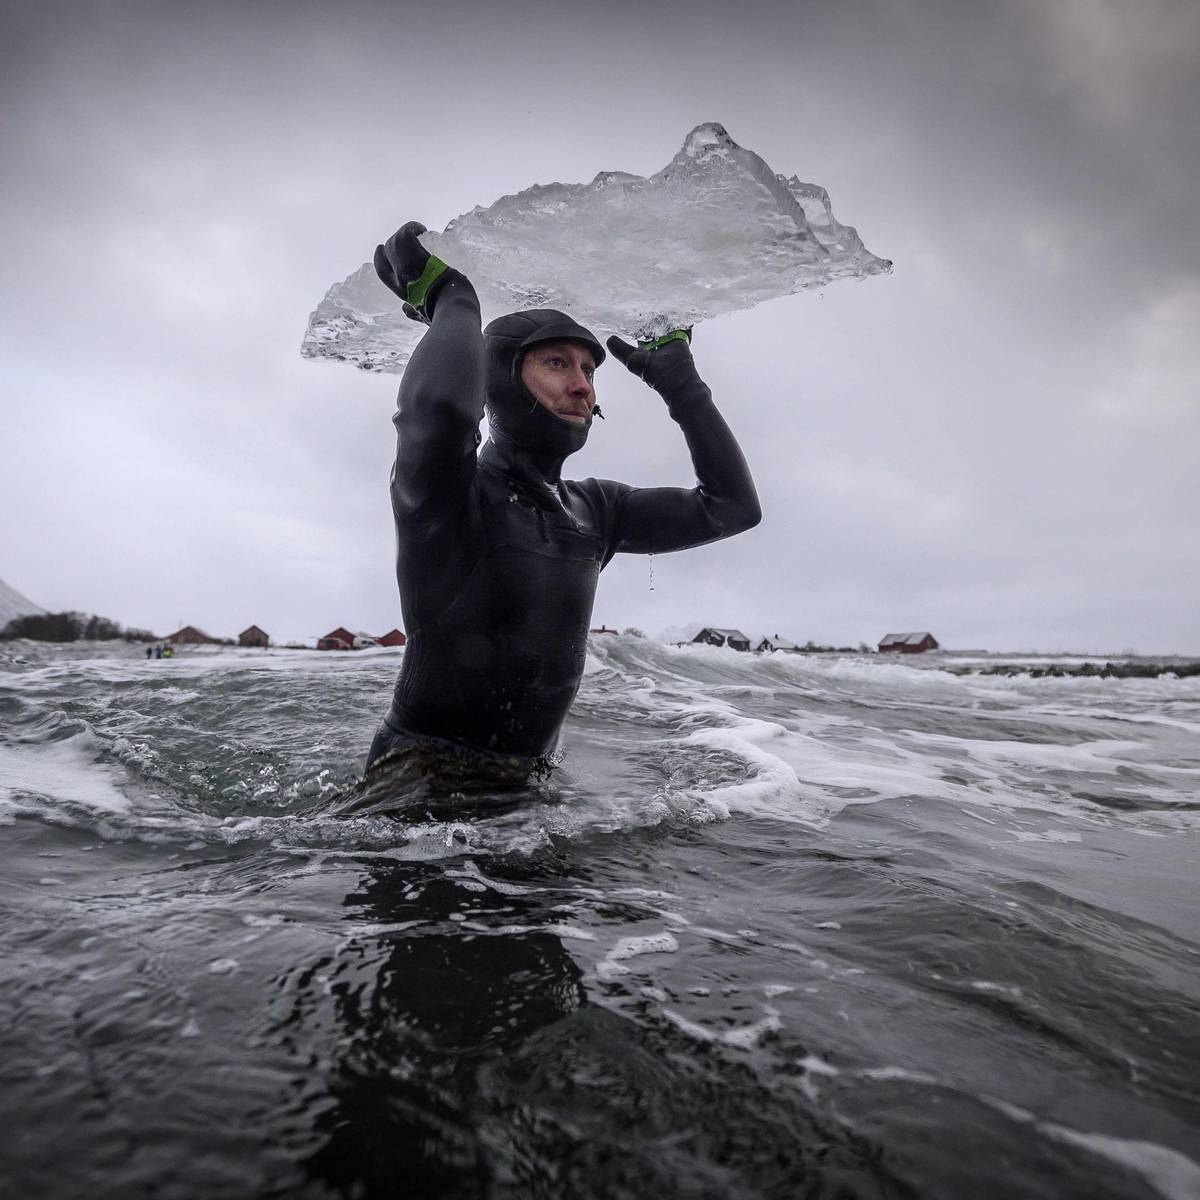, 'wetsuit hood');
483,309,606,459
